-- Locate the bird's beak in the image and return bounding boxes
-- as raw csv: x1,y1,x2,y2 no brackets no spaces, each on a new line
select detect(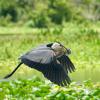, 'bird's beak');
62,45,71,55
